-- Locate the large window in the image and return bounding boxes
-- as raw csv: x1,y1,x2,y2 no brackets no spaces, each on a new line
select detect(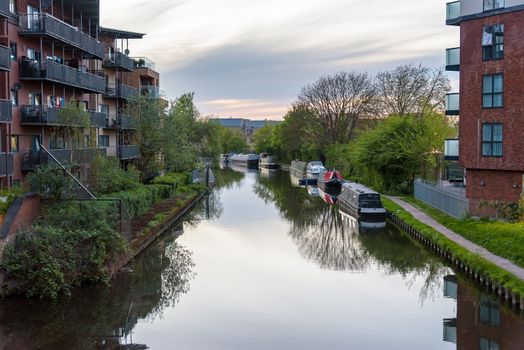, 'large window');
480,338,500,350
482,123,503,157
98,135,109,148
9,0,16,14
482,24,504,60
484,0,504,11
482,74,503,108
